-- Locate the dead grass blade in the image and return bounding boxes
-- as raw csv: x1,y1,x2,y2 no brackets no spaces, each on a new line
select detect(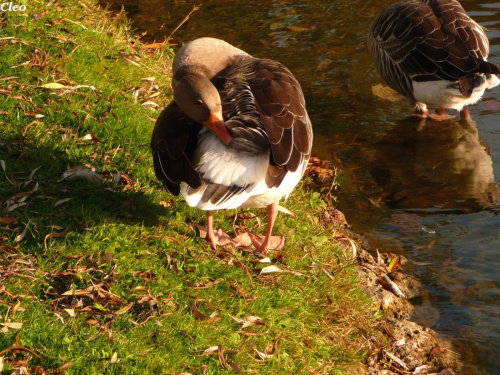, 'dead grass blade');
43,226,72,250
